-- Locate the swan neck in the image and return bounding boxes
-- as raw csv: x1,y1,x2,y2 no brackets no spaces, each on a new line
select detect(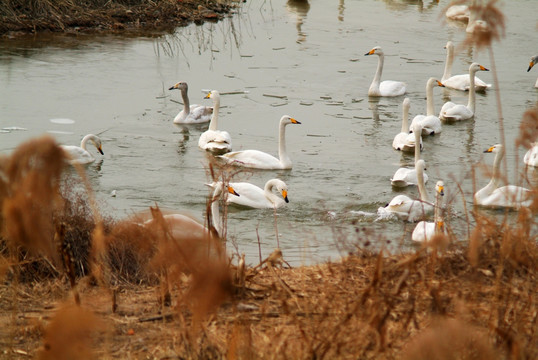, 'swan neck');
181,88,190,114
210,186,222,236
426,79,436,116
442,45,453,81
80,134,93,150
373,53,384,85
417,165,430,203
264,180,279,205
414,128,421,163
401,102,409,133
491,147,504,186
468,69,476,111
278,121,292,168
208,96,220,131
